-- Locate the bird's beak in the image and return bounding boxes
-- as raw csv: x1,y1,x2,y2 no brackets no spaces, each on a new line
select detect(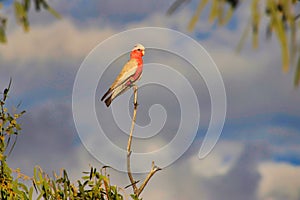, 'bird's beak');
142,50,145,56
